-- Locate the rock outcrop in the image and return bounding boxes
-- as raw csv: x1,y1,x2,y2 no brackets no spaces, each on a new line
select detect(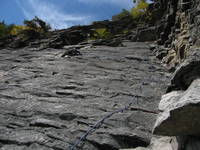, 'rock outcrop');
1,0,200,150
108,0,200,150
130,0,200,150
0,16,138,50
154,78,200,136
